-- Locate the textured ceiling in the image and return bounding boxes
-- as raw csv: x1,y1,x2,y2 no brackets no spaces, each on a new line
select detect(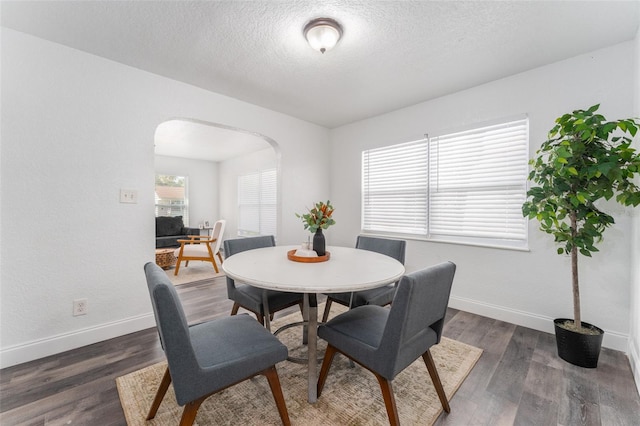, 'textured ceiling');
2,1,639,131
